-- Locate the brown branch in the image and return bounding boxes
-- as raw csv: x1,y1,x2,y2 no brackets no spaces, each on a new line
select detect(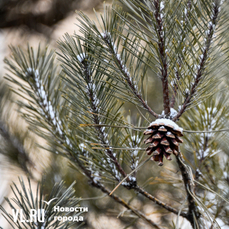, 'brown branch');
81,56,192,223
108,157,190,221
154,0,170,116
40,99,159,227
175,153,202,228
173,0,221,122
40,97,159,227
